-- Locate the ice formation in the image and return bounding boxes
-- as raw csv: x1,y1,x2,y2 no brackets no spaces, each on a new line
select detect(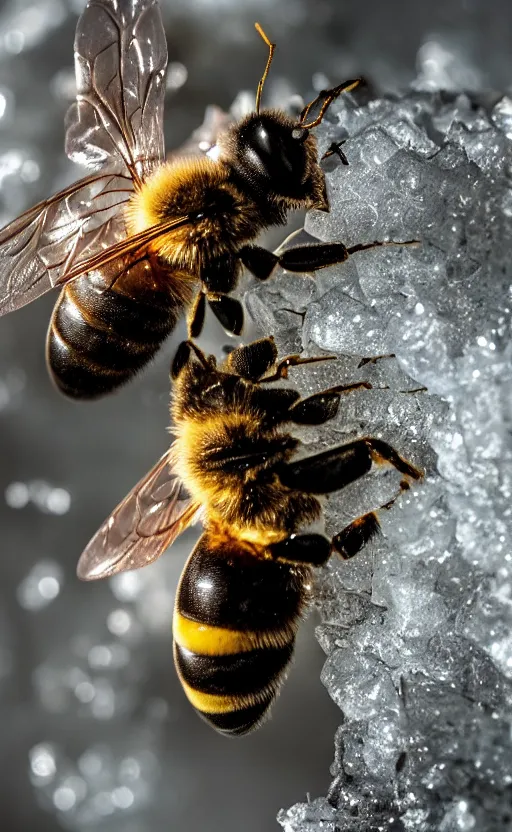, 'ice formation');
244,87,512,831
2,0,512,825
